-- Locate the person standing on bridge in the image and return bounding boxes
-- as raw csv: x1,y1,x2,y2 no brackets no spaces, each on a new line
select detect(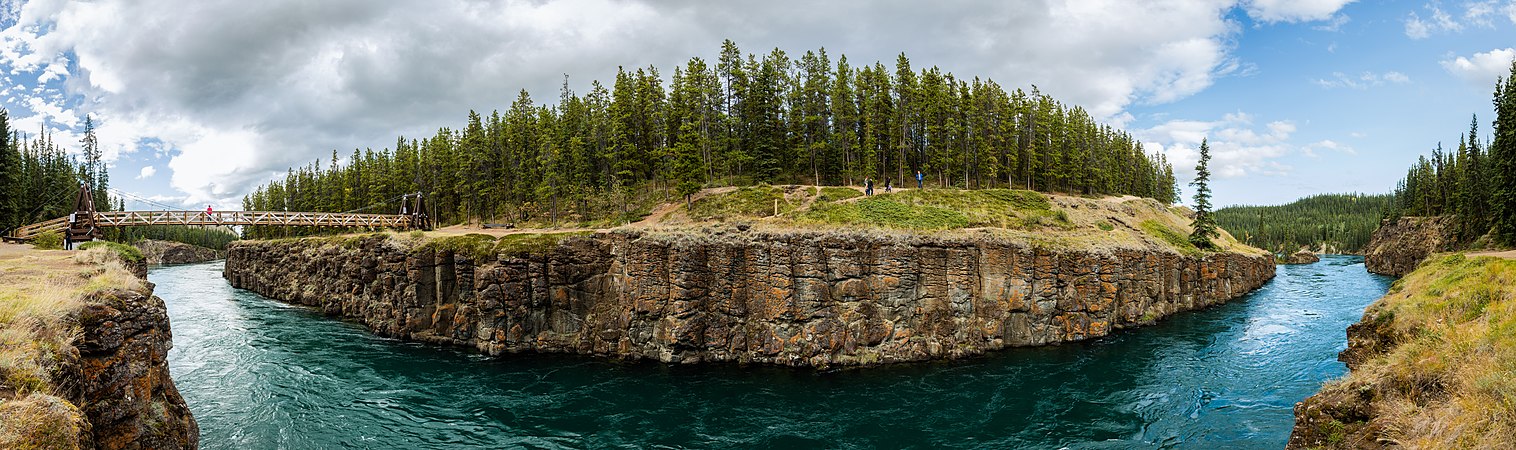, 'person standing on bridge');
206,205,213,214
